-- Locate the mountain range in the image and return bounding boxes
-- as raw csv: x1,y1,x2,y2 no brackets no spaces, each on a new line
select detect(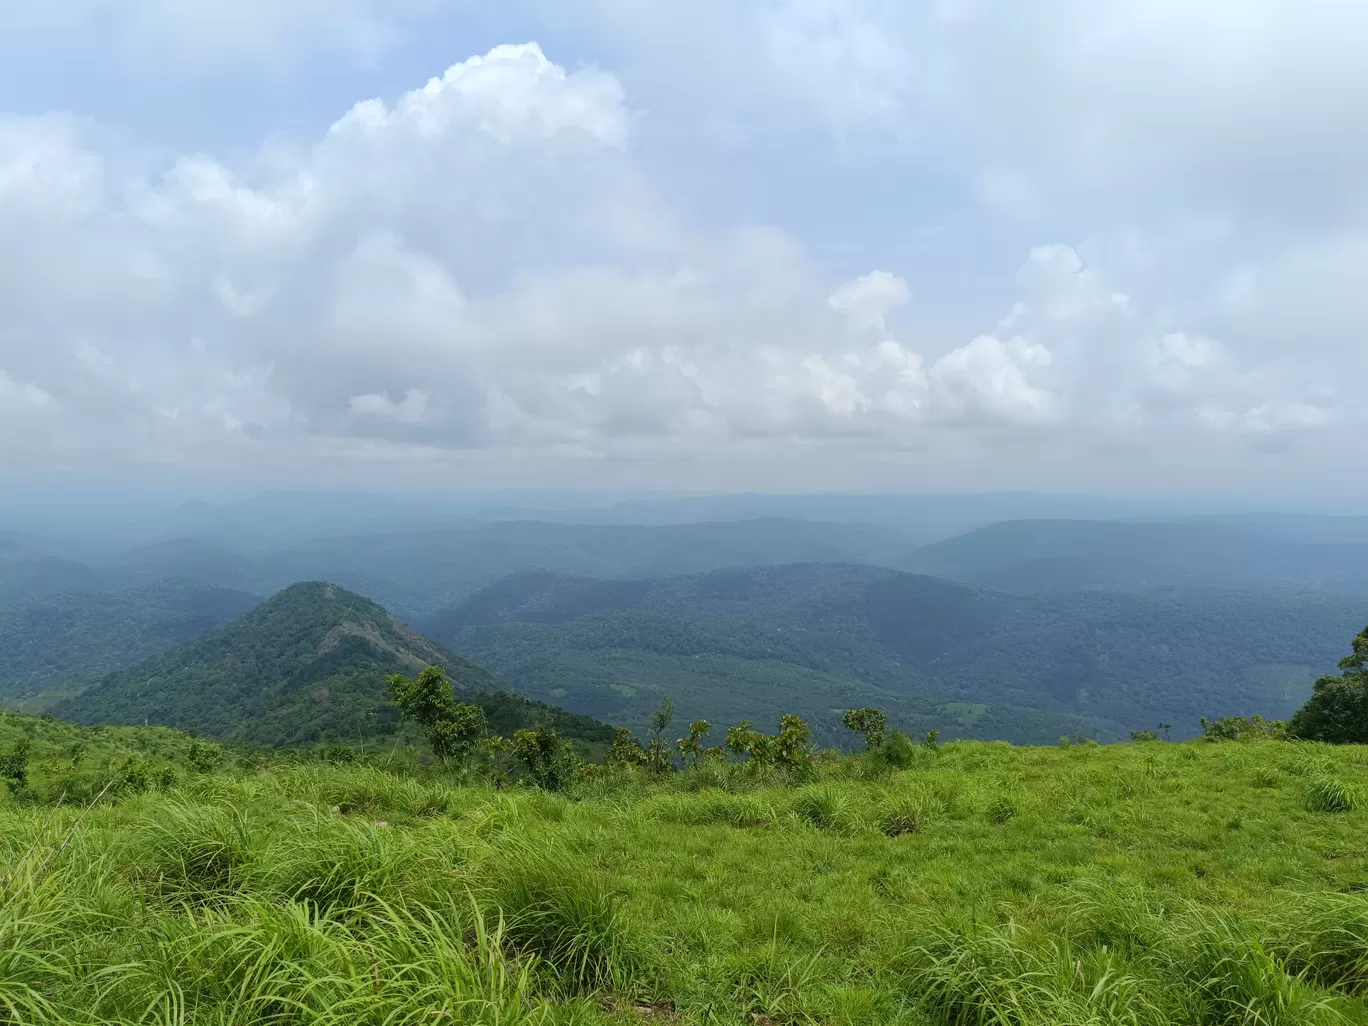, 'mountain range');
7,505,1366,748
